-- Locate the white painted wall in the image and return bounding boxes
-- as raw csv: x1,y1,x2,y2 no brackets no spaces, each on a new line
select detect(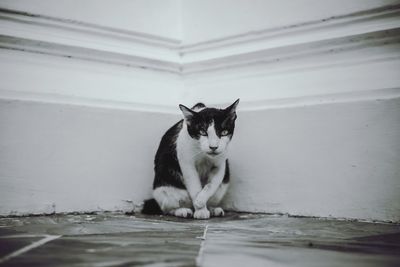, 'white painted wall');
0,1,399,222
0,99,180,215
223,96,400,222
181,0,400,44
0,0,182,40
2,92,399,222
